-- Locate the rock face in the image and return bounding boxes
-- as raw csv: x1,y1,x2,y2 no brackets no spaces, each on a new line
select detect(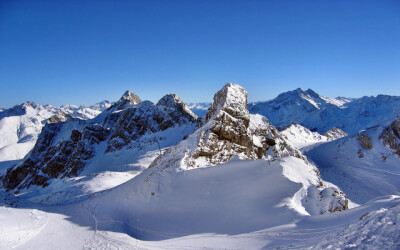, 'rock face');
380,120,400,157
2,91,198,190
